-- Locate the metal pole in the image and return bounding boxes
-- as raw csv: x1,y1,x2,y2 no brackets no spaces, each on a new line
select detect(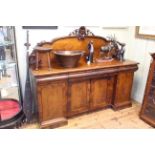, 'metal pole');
23,30,32,122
